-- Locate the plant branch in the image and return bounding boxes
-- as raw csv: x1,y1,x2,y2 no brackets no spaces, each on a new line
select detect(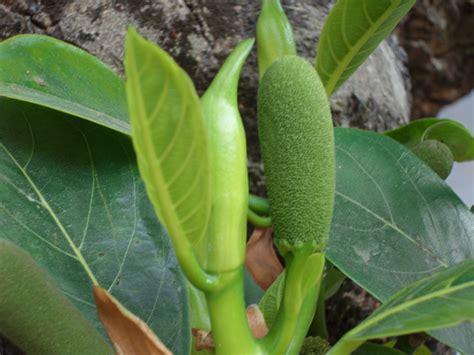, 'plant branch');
259,251,325,354
205,267,261,354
